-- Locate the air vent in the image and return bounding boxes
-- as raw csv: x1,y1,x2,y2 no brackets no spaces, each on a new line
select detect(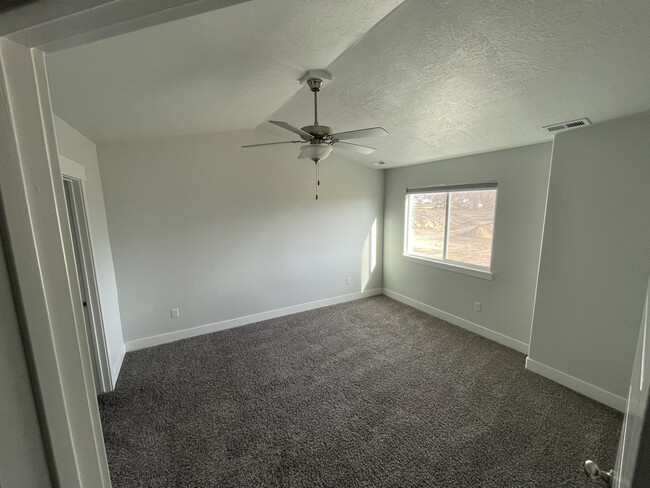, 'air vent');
543,118,591,133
